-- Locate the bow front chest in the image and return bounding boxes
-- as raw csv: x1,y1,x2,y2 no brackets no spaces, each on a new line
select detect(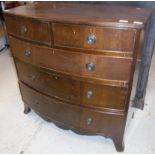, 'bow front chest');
4,3,152,152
